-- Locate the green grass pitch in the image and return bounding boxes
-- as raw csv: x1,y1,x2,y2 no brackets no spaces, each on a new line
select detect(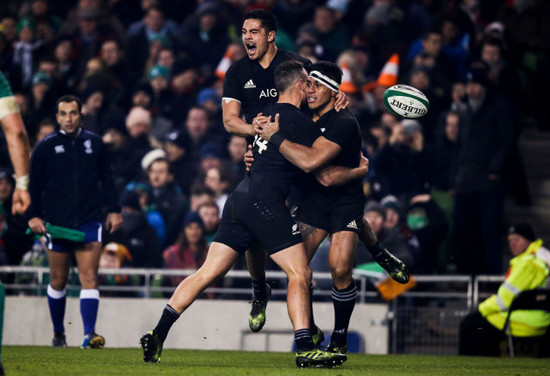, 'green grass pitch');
2,346,549,376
